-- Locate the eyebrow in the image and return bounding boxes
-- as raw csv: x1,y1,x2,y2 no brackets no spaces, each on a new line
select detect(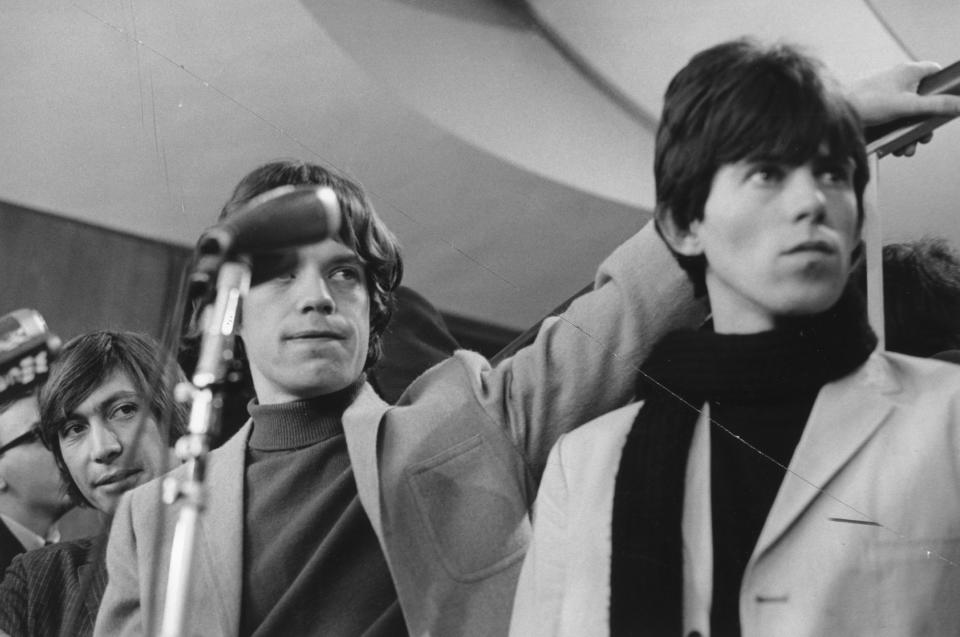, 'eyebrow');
812,154,855,165
326,254,366,270
742,152,853,167
67,390,141,420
